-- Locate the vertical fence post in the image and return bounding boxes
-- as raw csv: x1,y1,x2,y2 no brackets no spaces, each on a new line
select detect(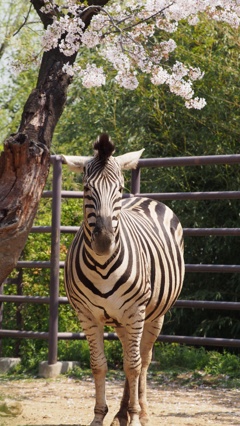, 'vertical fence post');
16,269,23,357
131,167,141,195
48,156,62,365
